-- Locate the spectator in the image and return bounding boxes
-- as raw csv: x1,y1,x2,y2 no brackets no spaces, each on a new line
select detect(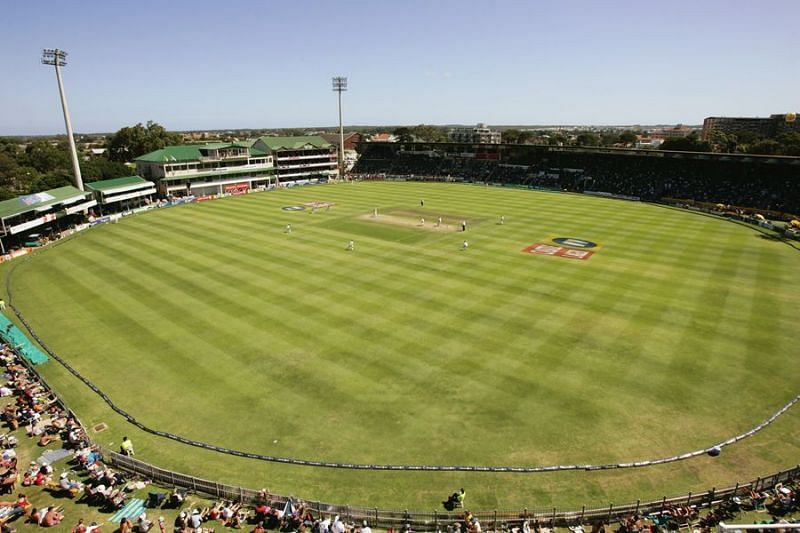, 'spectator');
120,437,134,456
42,505,64,527
59,471,84,496
174,511,188,532
137,512,153,532
119,517,133,533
